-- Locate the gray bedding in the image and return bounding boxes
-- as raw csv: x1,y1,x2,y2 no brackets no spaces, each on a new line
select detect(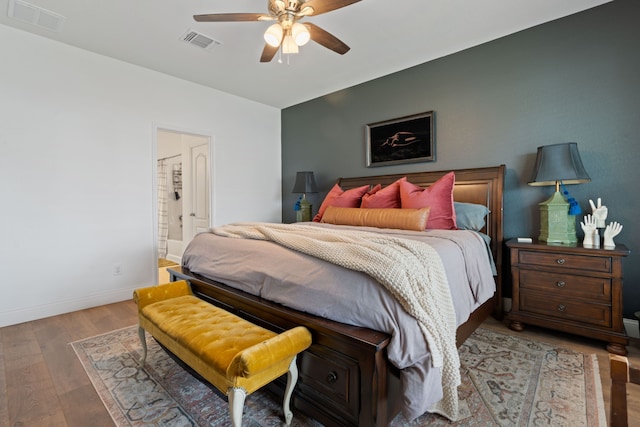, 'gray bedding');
181,222,496,421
